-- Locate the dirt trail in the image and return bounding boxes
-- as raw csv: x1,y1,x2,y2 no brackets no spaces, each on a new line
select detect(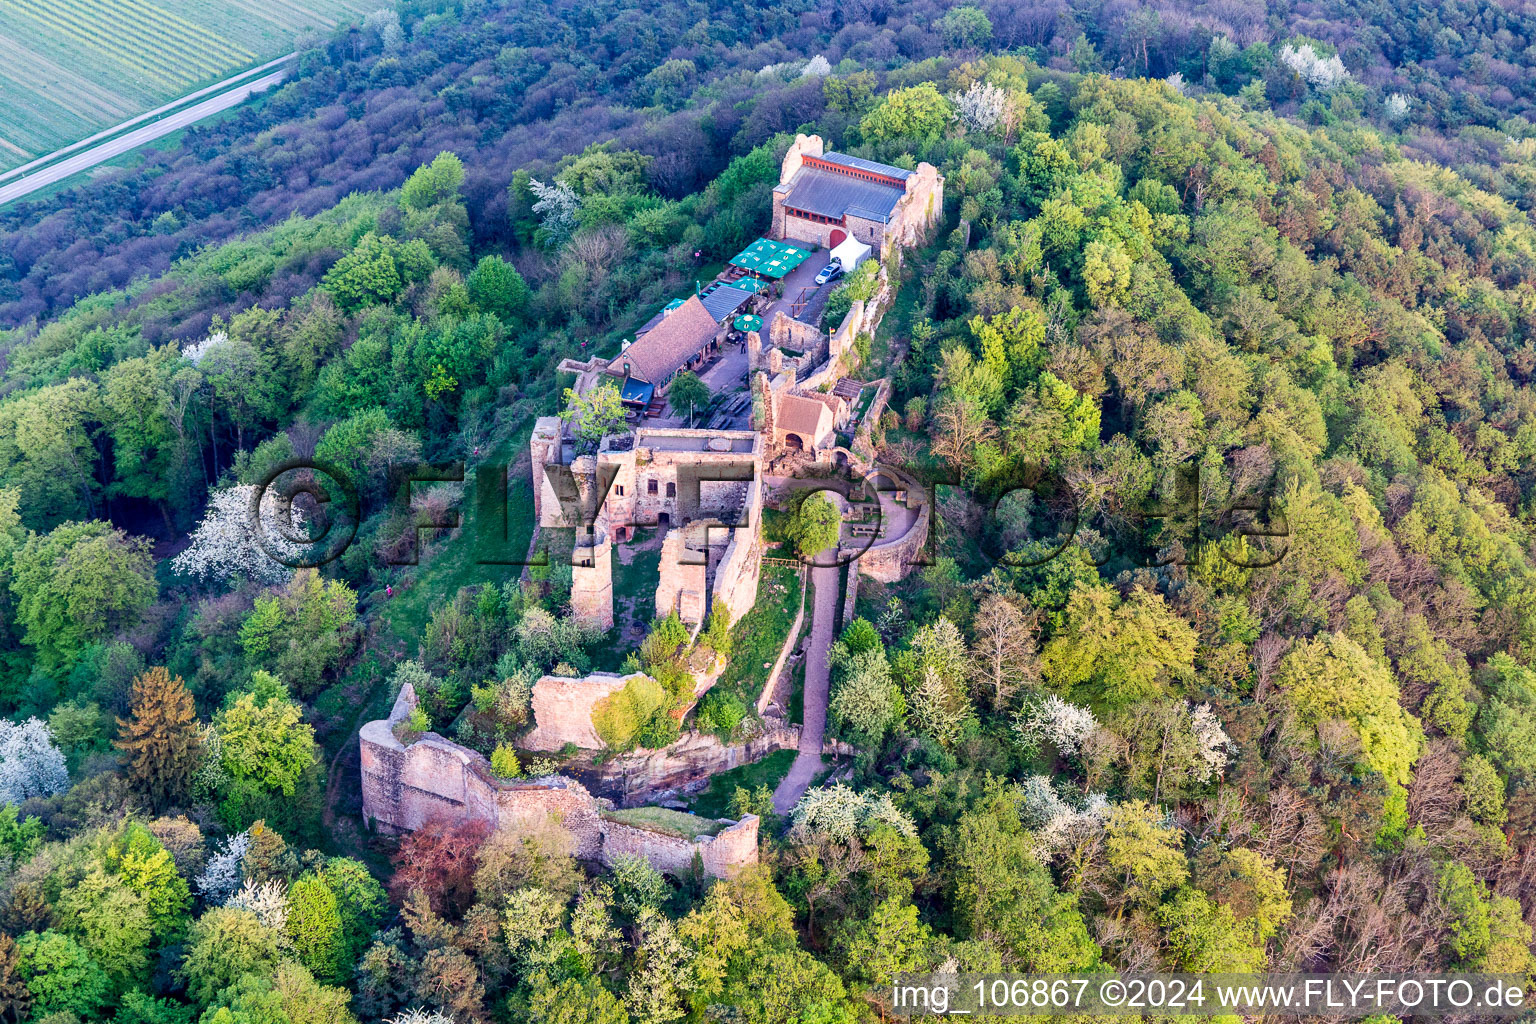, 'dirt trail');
771,555,839,814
